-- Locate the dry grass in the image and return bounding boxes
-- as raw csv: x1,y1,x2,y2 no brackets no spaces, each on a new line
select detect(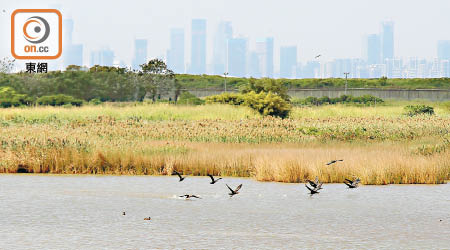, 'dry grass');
0,104,449,184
